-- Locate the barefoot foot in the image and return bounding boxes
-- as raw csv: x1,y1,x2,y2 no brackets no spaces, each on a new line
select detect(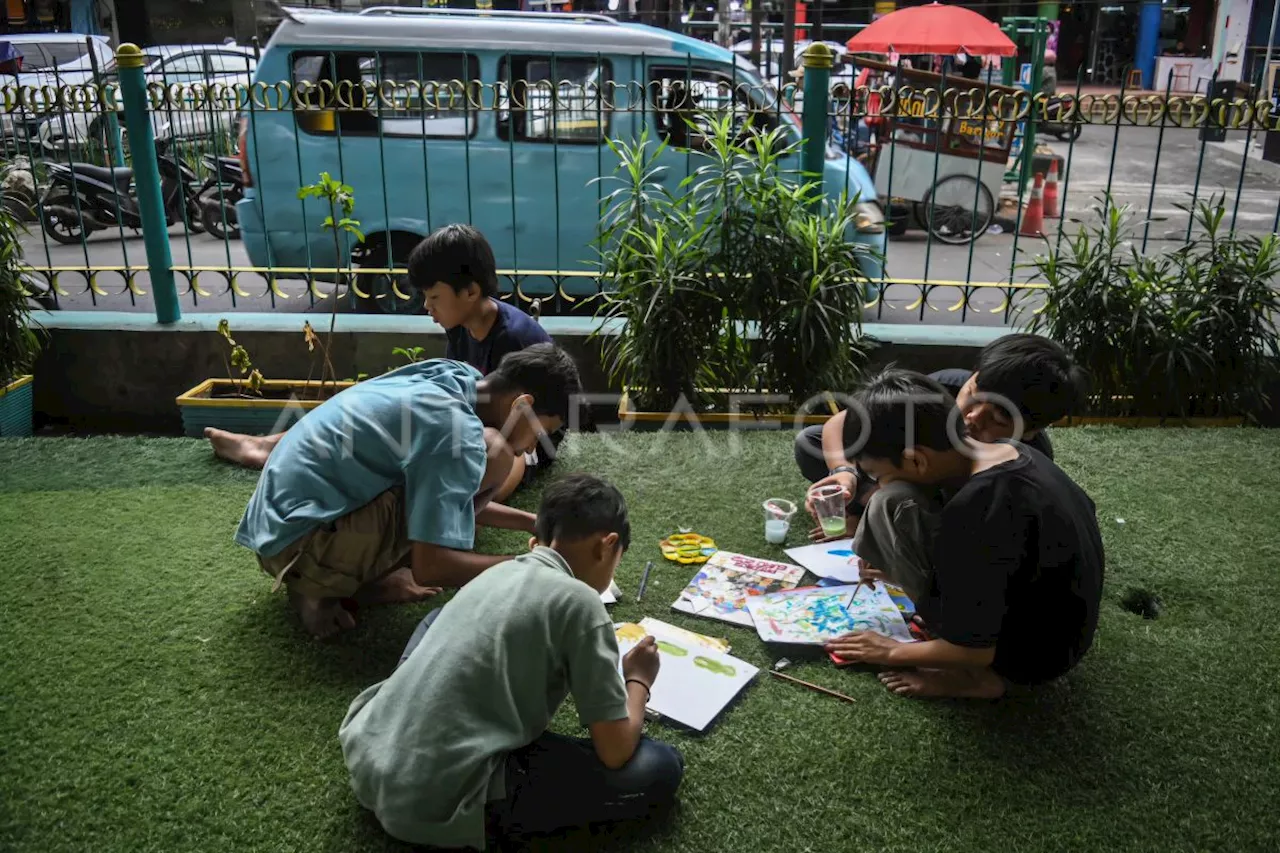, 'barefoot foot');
877,668,1006,700
290,590,358,639
205,427,273,470
356,567,443,606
